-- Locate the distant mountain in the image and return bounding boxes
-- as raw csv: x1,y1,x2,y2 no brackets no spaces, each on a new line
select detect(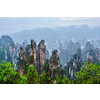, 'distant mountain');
9,25,100,44
10,27,58,44
8,24,100,57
